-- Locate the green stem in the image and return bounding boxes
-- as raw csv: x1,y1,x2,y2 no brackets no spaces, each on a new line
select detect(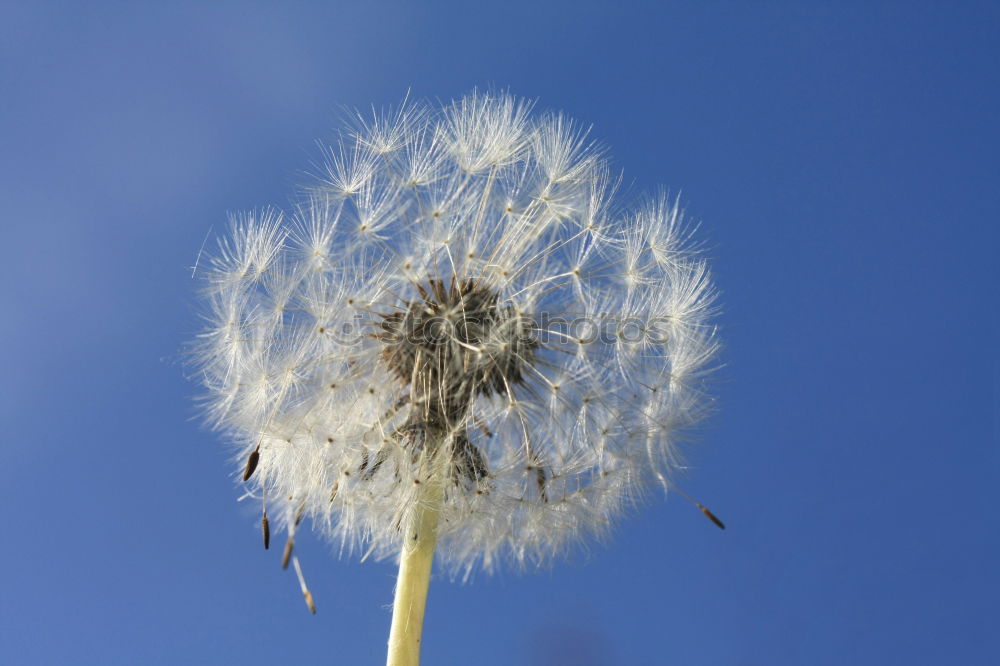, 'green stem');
386,471,443,666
